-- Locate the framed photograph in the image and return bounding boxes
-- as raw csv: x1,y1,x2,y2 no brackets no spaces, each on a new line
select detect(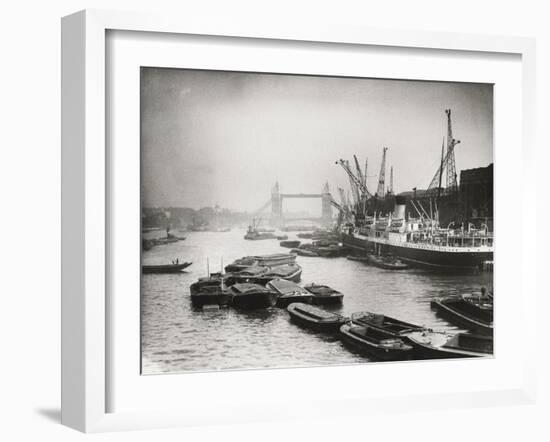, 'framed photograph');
61,9,537,432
